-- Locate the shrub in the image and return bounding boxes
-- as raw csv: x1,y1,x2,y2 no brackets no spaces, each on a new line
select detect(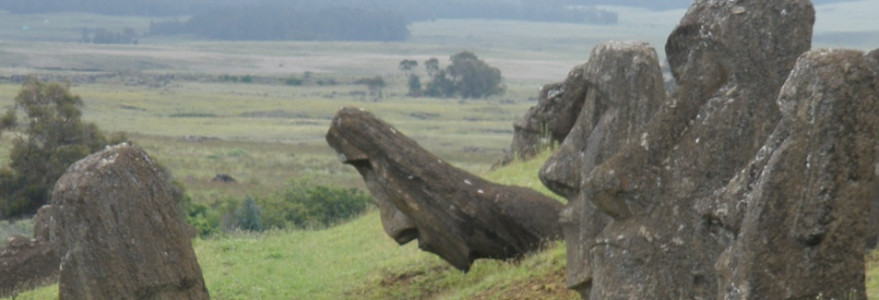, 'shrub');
185,201,219,237
259,178,373,229
183,178,372,235
285,76,304,86
236,197,263,231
